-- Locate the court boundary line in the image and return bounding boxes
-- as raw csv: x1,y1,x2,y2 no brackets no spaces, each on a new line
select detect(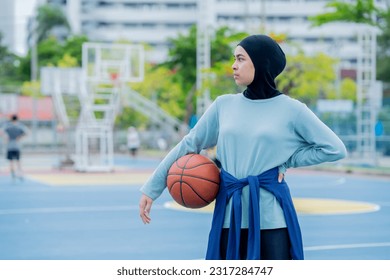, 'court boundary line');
0,205,165,215
305,242,390,251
